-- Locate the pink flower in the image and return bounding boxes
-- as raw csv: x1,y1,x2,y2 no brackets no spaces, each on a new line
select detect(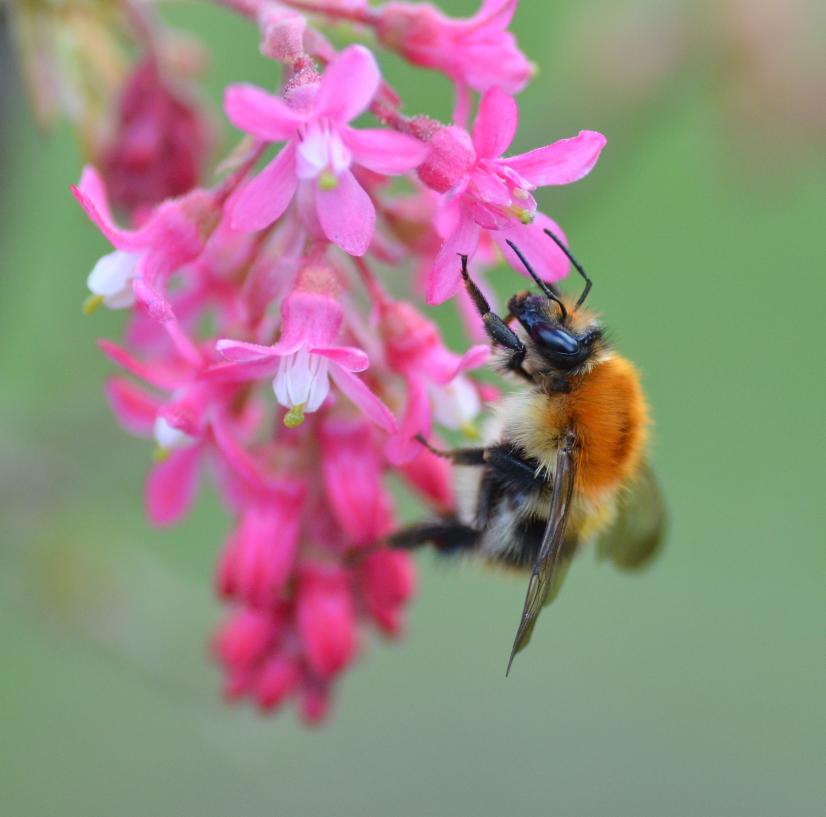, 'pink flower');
101,56,210,214
379,299,488,463
211,262,396,431
418,88,607,304
319,416,394,548
101,344,209,527
377,0,532,94
296,565,358,680
396,446,455,511
72,166,210,309
224,44,428,255
354,549,416,636
216,478,307,608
